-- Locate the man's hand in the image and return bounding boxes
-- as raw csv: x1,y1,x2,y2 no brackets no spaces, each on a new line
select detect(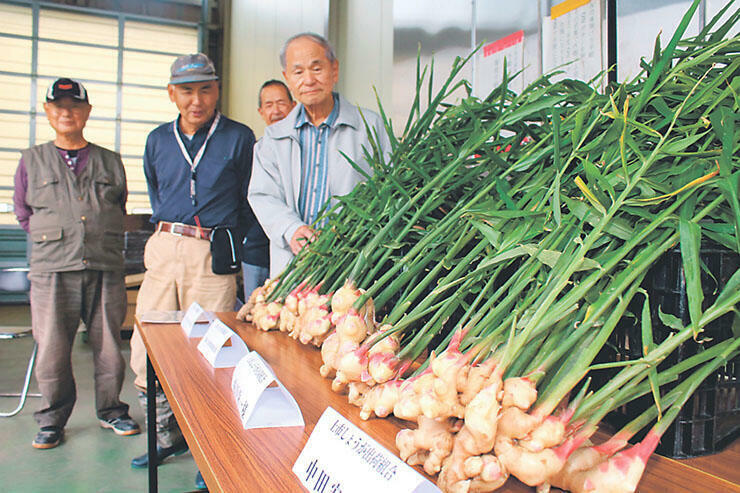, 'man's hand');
290,225,316,255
